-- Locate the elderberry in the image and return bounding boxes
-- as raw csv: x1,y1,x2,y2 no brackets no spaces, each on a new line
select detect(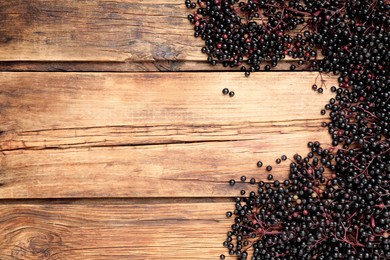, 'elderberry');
186,1,390,259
